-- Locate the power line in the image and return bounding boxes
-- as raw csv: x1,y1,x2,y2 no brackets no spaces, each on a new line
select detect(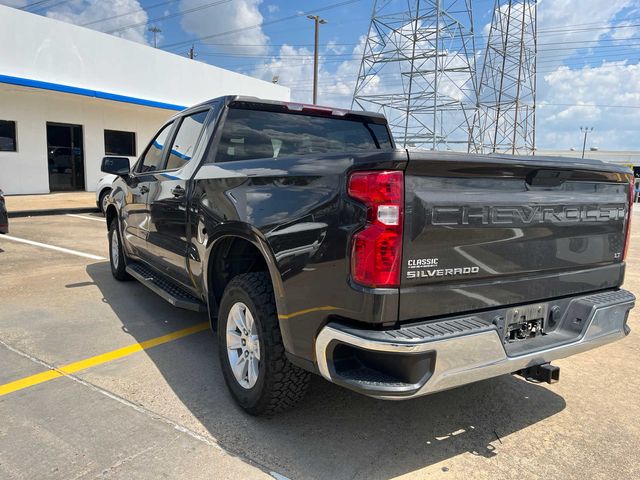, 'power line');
190,37,640,51
270,53,640,88
20,0,57,11
158,0,364,50
82,0,179,27
540,103,640,109
28,0,73,13
106,0,232,34
183,42,640,59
